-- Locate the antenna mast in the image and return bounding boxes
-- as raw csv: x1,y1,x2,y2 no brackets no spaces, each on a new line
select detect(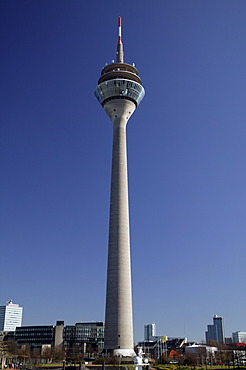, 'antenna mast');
116,16,124,63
